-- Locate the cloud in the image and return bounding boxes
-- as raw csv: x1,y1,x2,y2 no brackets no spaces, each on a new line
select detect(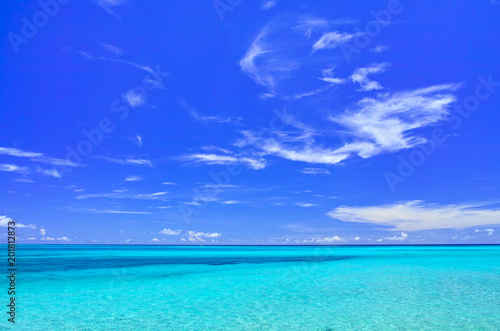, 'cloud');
63,46,158,76
201,183,238,189
183,201,202,206
350,63,390,91
316,236,343,243
77,191,167,200
371,45,389,53
312,31,361,52
220,200,244,205
133,135,143,148
186,231,221,240
223,84,458,168
293,16,357,38
94,155,153,167
101,43,123,56
152,238,160,242
40,228,46,236
125,175,142,182
1,164,63,179
239,29,299,93
328,201,500,231
0,164,29,174
299,167,330,175
239,30,274,90
0,147,42,158
0,215,36,229
296,235,344,243
383,232,408,241
296,202,316,207
37,168,61,178
92,0,128,17
179,99,242,125
159,228,181,235
293,17,331,38
331,84,460,154
13,178,34,183
162,182,178,185
122,89,146,107
236,130,352,165
260,0,277,10
181,153,266,170
0,147,80,167
85,209,152,214
319,65,346,85
474,228,494,236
